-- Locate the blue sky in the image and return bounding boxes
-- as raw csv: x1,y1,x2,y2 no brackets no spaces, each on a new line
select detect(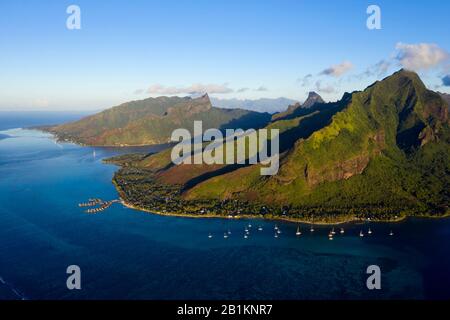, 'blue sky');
0,0,449,111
